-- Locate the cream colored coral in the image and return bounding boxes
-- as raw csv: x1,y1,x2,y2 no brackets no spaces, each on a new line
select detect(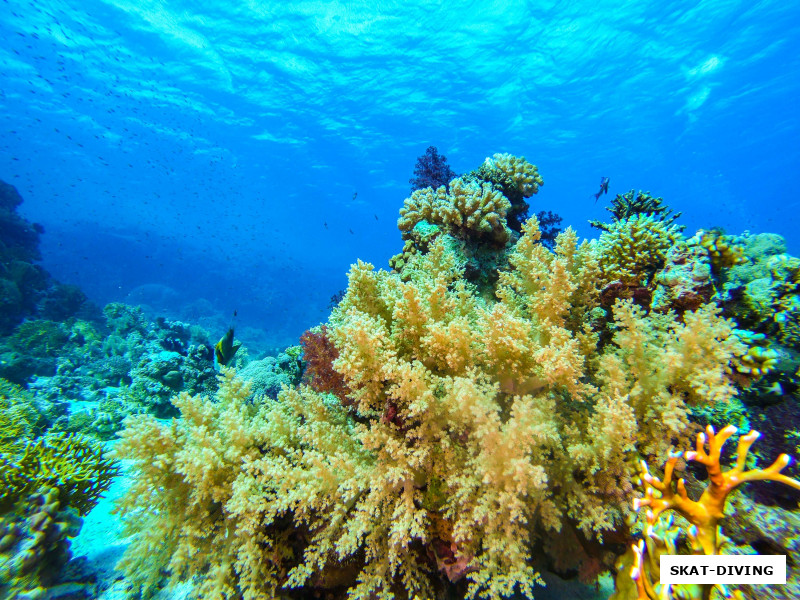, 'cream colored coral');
484,153,544,197
118,206,754,600
397,177,511,244
398,185,448,233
